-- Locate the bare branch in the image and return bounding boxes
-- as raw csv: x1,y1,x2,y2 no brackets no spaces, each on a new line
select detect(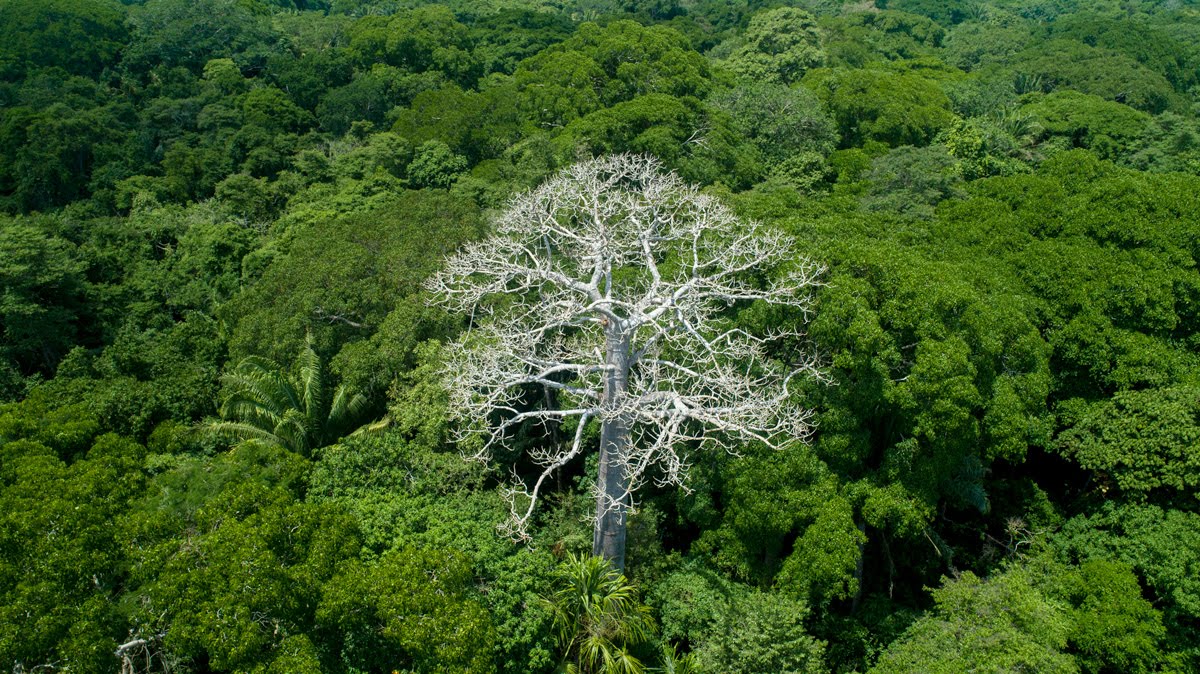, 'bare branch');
426,154,826,554
312,306,369,329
